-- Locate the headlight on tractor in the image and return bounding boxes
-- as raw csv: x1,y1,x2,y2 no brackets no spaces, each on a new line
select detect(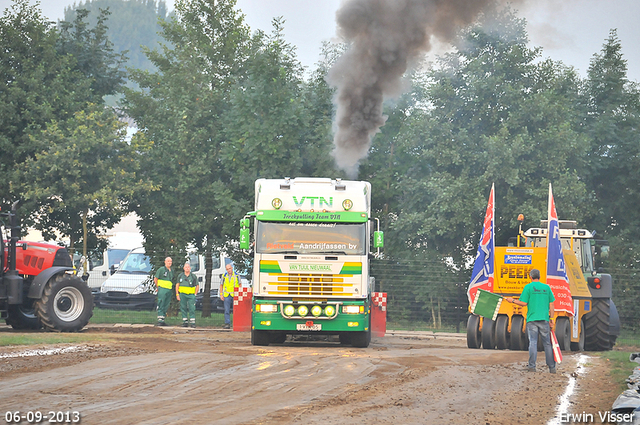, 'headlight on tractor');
324,305,335,317
311,305,323,317
297,305,309,317
283,305,295,317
